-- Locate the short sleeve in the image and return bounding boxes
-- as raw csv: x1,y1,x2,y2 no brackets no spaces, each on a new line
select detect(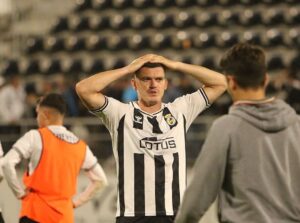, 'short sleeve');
171,88,210,129
81,146,98,170
89,96,128,132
